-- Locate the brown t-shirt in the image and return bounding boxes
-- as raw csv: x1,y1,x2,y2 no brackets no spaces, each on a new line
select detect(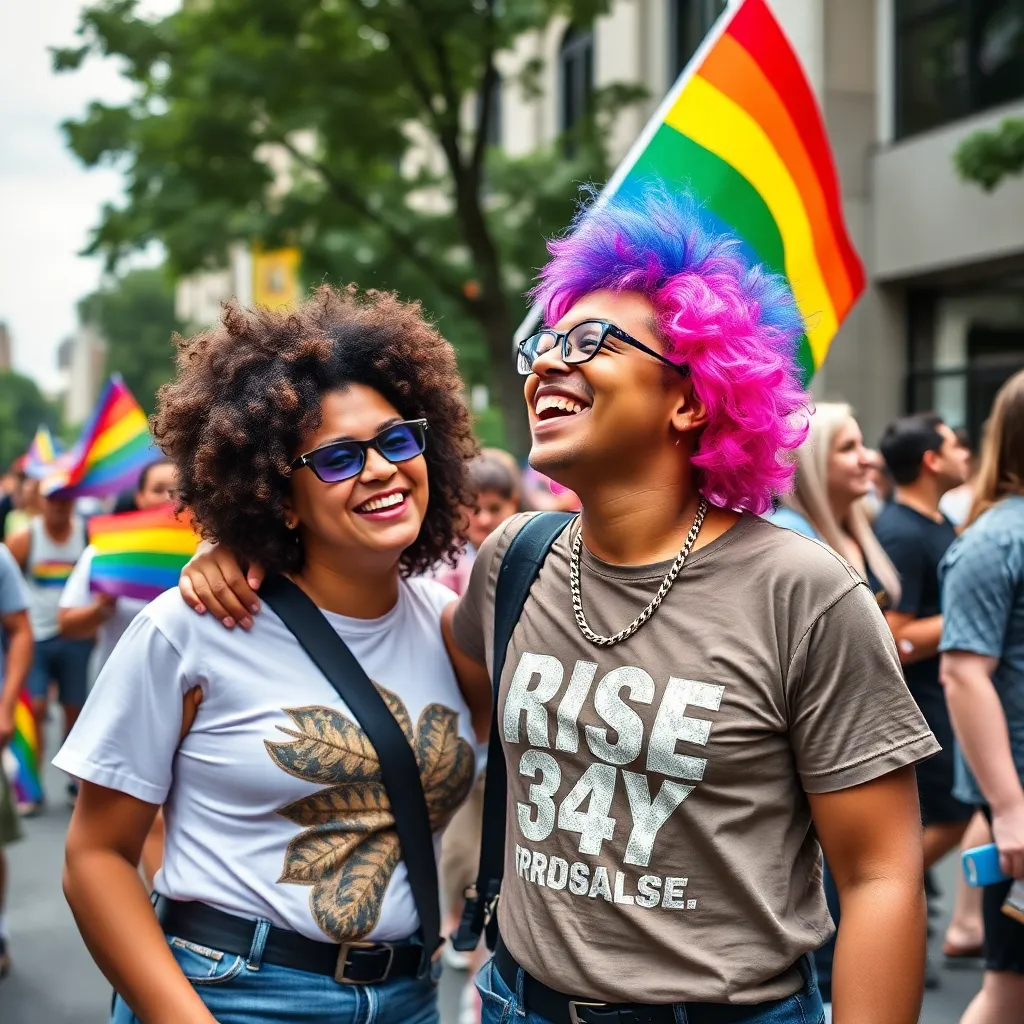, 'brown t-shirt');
452,512,939,1005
